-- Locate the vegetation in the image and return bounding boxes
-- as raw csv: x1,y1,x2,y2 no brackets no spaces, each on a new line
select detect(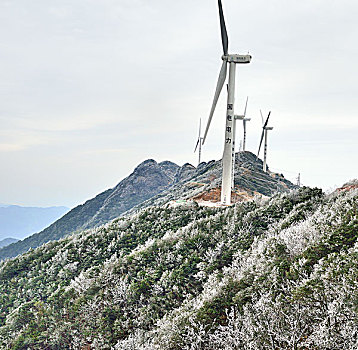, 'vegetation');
0,185,356,349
